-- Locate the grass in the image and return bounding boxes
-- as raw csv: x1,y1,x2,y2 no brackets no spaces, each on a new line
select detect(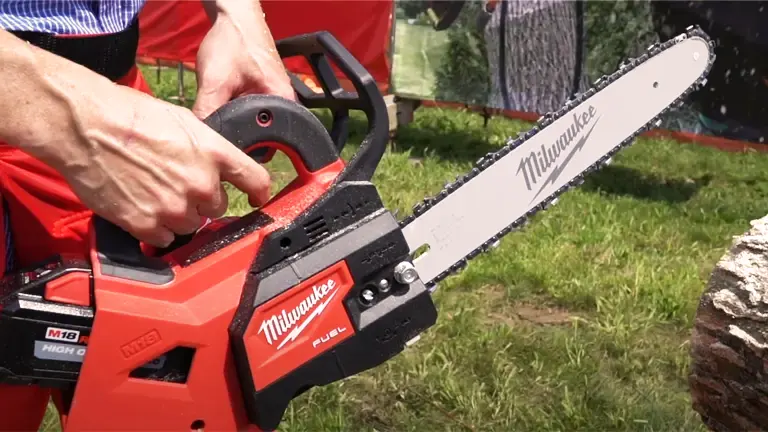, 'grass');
40,64,768,431
390,19,449,99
